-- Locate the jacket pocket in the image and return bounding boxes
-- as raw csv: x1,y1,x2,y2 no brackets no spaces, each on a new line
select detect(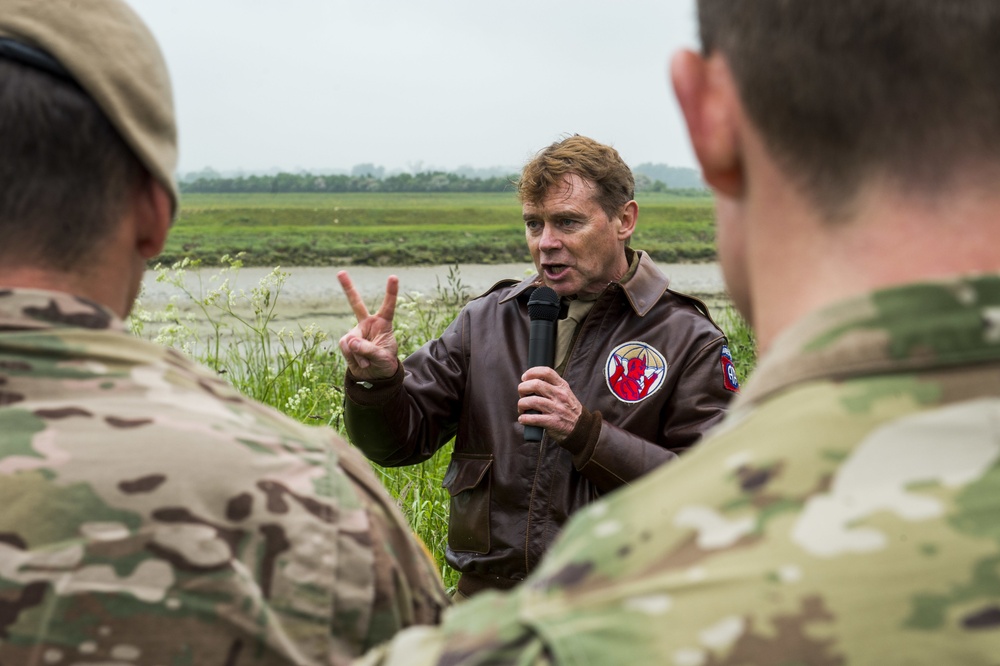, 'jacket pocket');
441,453,493,554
